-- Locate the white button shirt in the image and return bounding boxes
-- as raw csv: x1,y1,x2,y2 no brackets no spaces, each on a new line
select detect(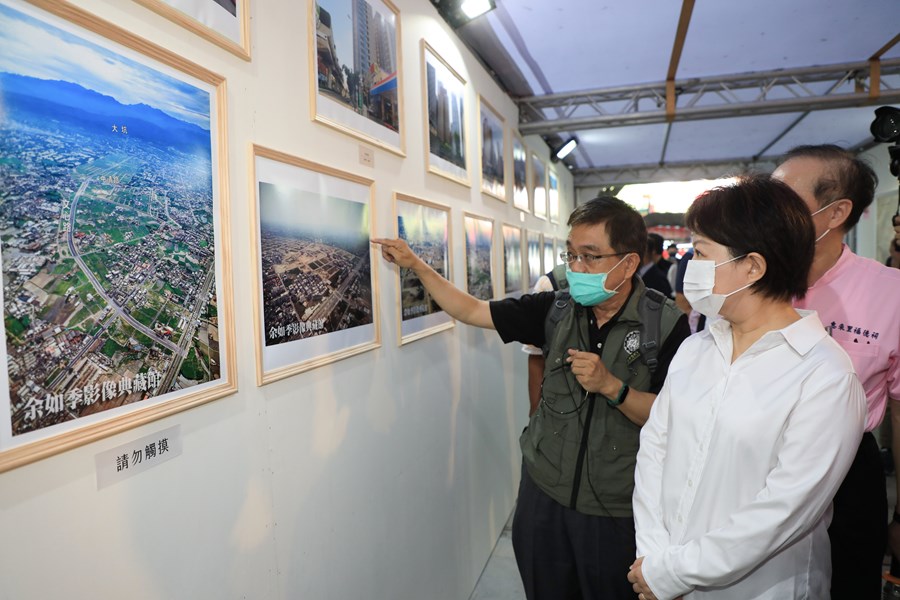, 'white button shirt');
634,311,865,599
